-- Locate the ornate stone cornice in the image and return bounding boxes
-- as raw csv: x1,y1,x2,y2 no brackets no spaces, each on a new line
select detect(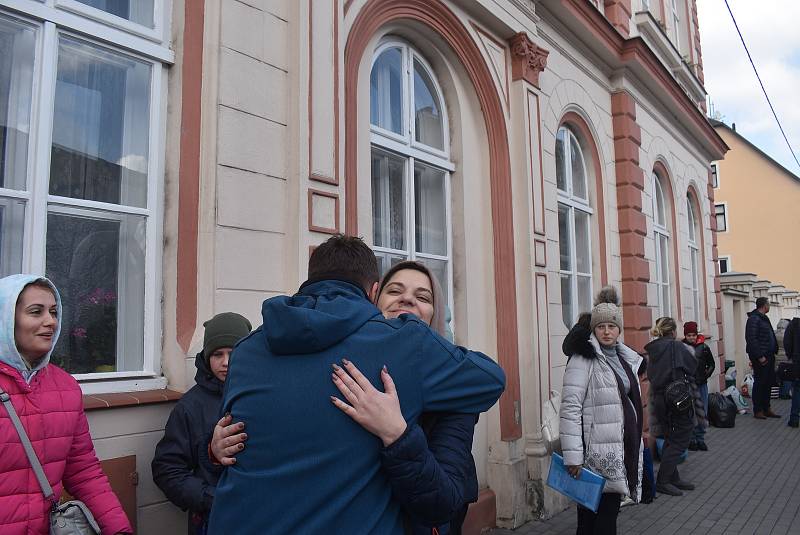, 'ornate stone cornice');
508,32,549,88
